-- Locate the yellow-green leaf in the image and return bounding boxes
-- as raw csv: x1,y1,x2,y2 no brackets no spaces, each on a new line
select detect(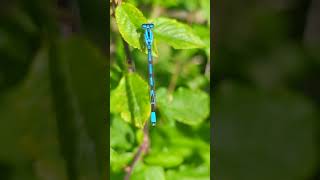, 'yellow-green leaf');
110,73,150,128
115,3,158,57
